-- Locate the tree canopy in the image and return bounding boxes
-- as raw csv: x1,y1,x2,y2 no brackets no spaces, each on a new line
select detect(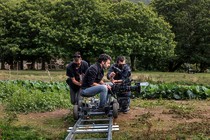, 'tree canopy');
151,0,210,72
2,0,209,72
